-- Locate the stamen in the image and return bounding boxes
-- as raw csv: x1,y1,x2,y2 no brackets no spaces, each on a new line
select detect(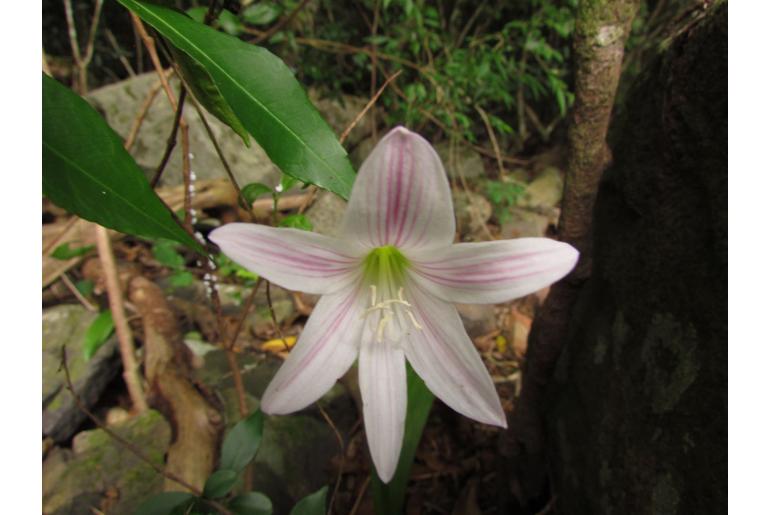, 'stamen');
407,311,423,330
